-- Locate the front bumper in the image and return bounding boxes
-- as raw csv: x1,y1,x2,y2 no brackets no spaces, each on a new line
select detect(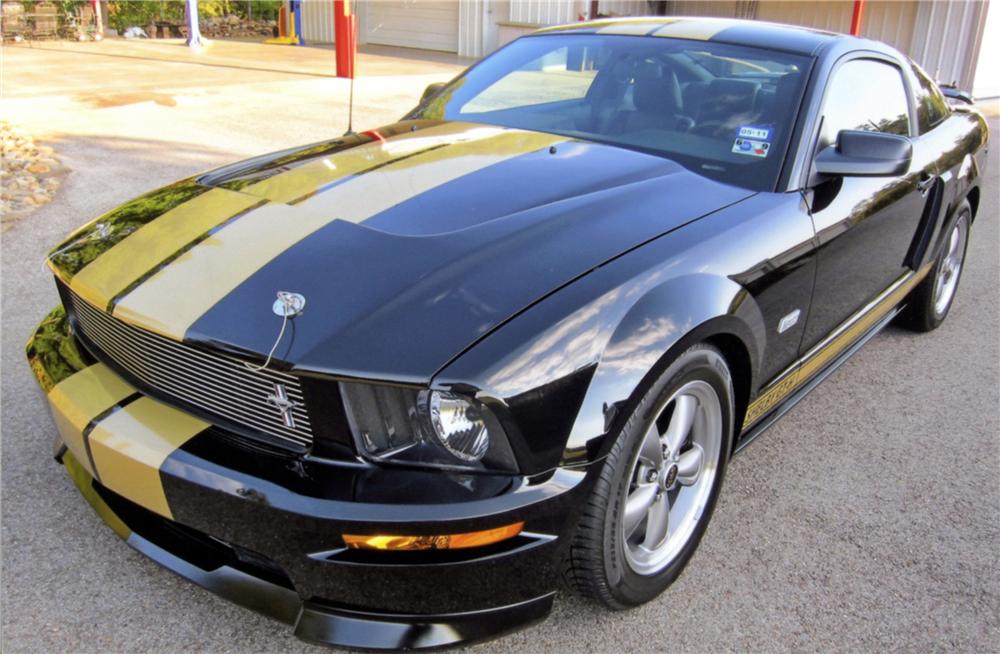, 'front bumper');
28,307,595,650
